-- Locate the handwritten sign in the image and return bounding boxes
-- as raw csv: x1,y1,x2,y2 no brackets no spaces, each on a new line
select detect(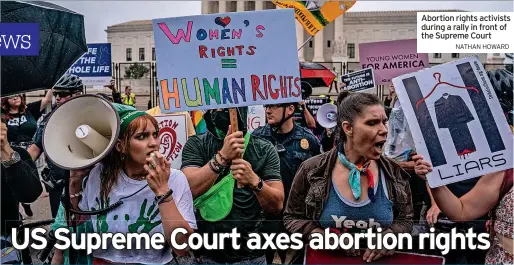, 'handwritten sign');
152,9,301,113
392,56,513,188
67,43,112,86
247,105,265,132
272,0,356,36
359,39,428,85
154,114,188,169
340,68,375,92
